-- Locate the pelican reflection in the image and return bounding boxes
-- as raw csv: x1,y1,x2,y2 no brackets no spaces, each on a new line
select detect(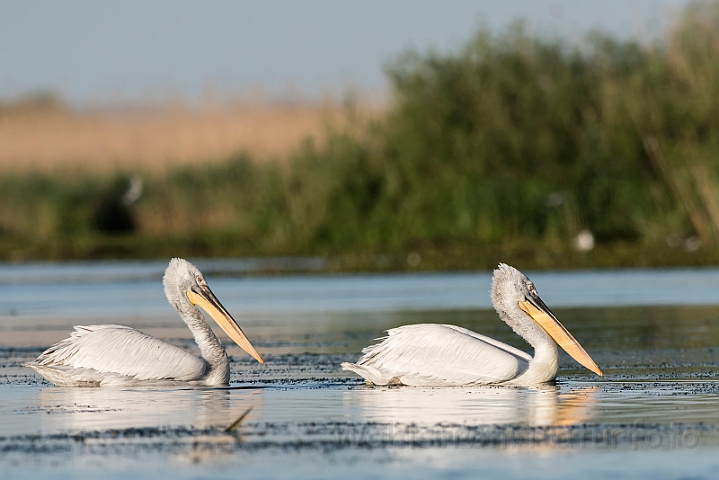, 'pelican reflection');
35,386,260,432
343,384,598,427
